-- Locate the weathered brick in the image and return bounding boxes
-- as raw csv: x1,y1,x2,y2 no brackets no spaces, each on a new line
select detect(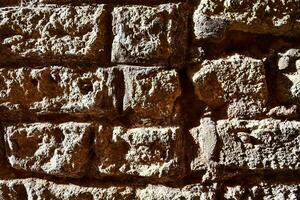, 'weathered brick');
217,119,300,170
193,0,300,39
224,183,299,200
0,66,118,116
122,66,181,121
0,5,108,63
91,126,183,180
189,118,218,171
0,178,217,200
190,54,268,118
4,122,92,178
136,183,217,200
267,105,298,119
0,178,135,200
111,3,188,66
275,48,300,105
